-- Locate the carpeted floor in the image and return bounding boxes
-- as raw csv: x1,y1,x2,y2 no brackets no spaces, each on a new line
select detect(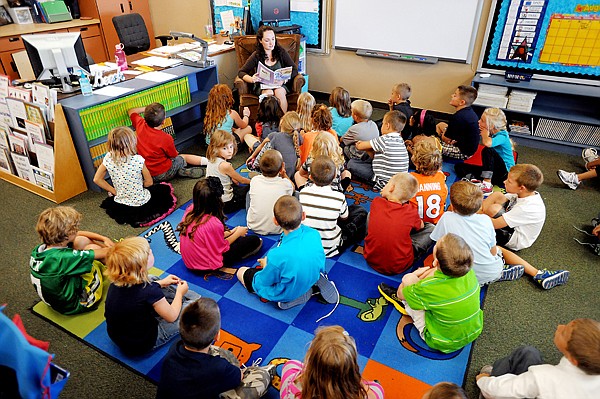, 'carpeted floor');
1,142,599,399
